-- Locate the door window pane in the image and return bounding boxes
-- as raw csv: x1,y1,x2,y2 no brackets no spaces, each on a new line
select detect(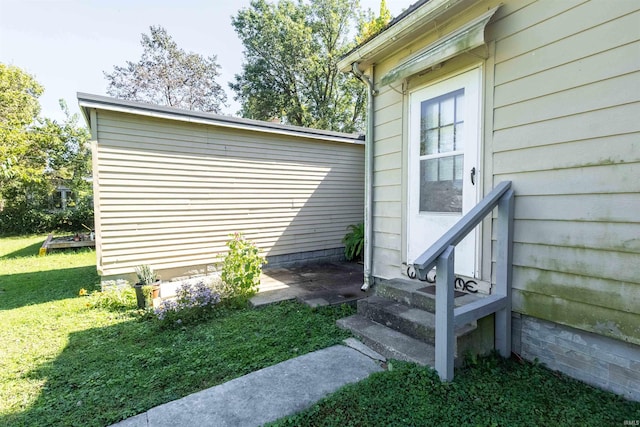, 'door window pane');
454,155,463,180
440,96,455,126
455,92,464,123
420,88,464,155
422,129,438,155
418,88,465,213
439,125,455,153
424,102,439,129
454,123,464,151
419,155,463,213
